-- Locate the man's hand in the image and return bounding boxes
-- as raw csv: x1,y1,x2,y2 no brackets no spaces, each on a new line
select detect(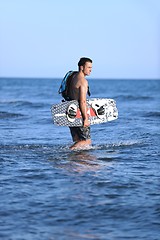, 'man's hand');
83,118,90,127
